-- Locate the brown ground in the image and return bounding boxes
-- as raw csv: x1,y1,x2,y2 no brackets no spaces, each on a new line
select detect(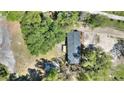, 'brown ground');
7,21,36,75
